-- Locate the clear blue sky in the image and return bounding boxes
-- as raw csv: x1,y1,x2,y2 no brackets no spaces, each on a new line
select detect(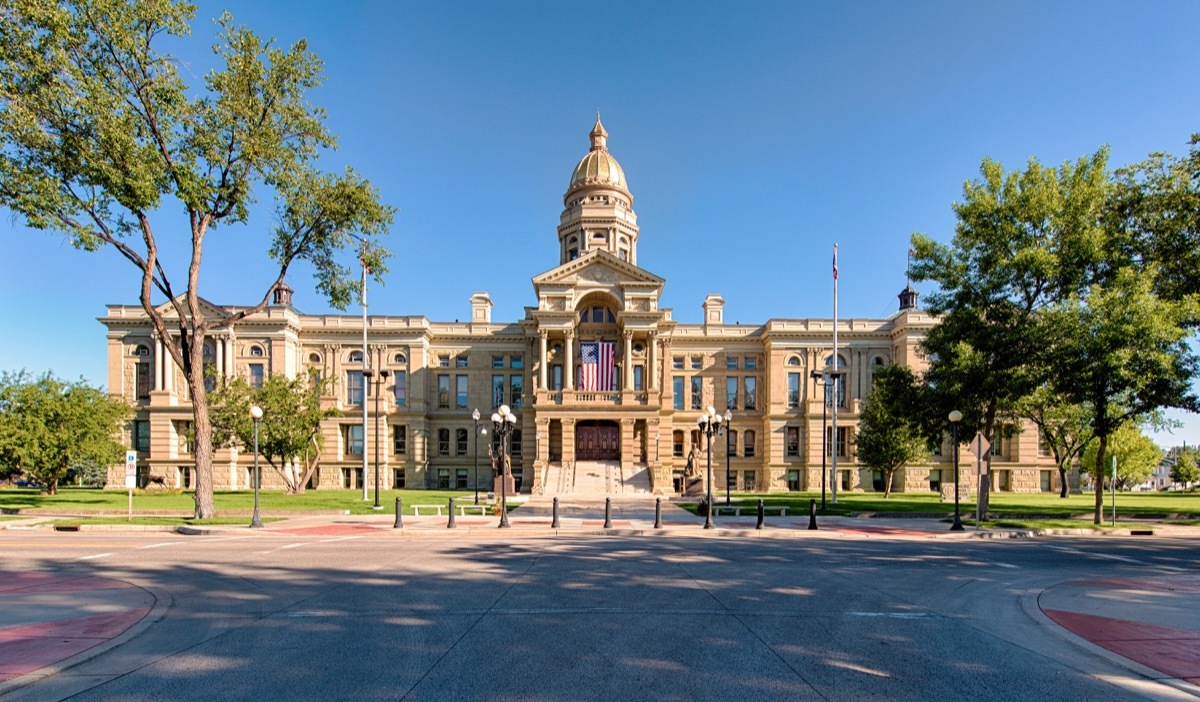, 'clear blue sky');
3,0,1199,444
